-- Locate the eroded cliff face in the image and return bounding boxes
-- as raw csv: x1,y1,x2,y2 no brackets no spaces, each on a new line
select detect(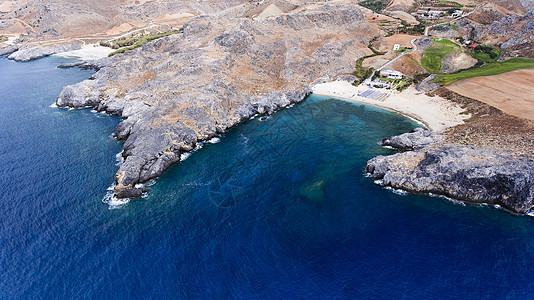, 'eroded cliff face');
56,4,379,197
366,129,534,215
